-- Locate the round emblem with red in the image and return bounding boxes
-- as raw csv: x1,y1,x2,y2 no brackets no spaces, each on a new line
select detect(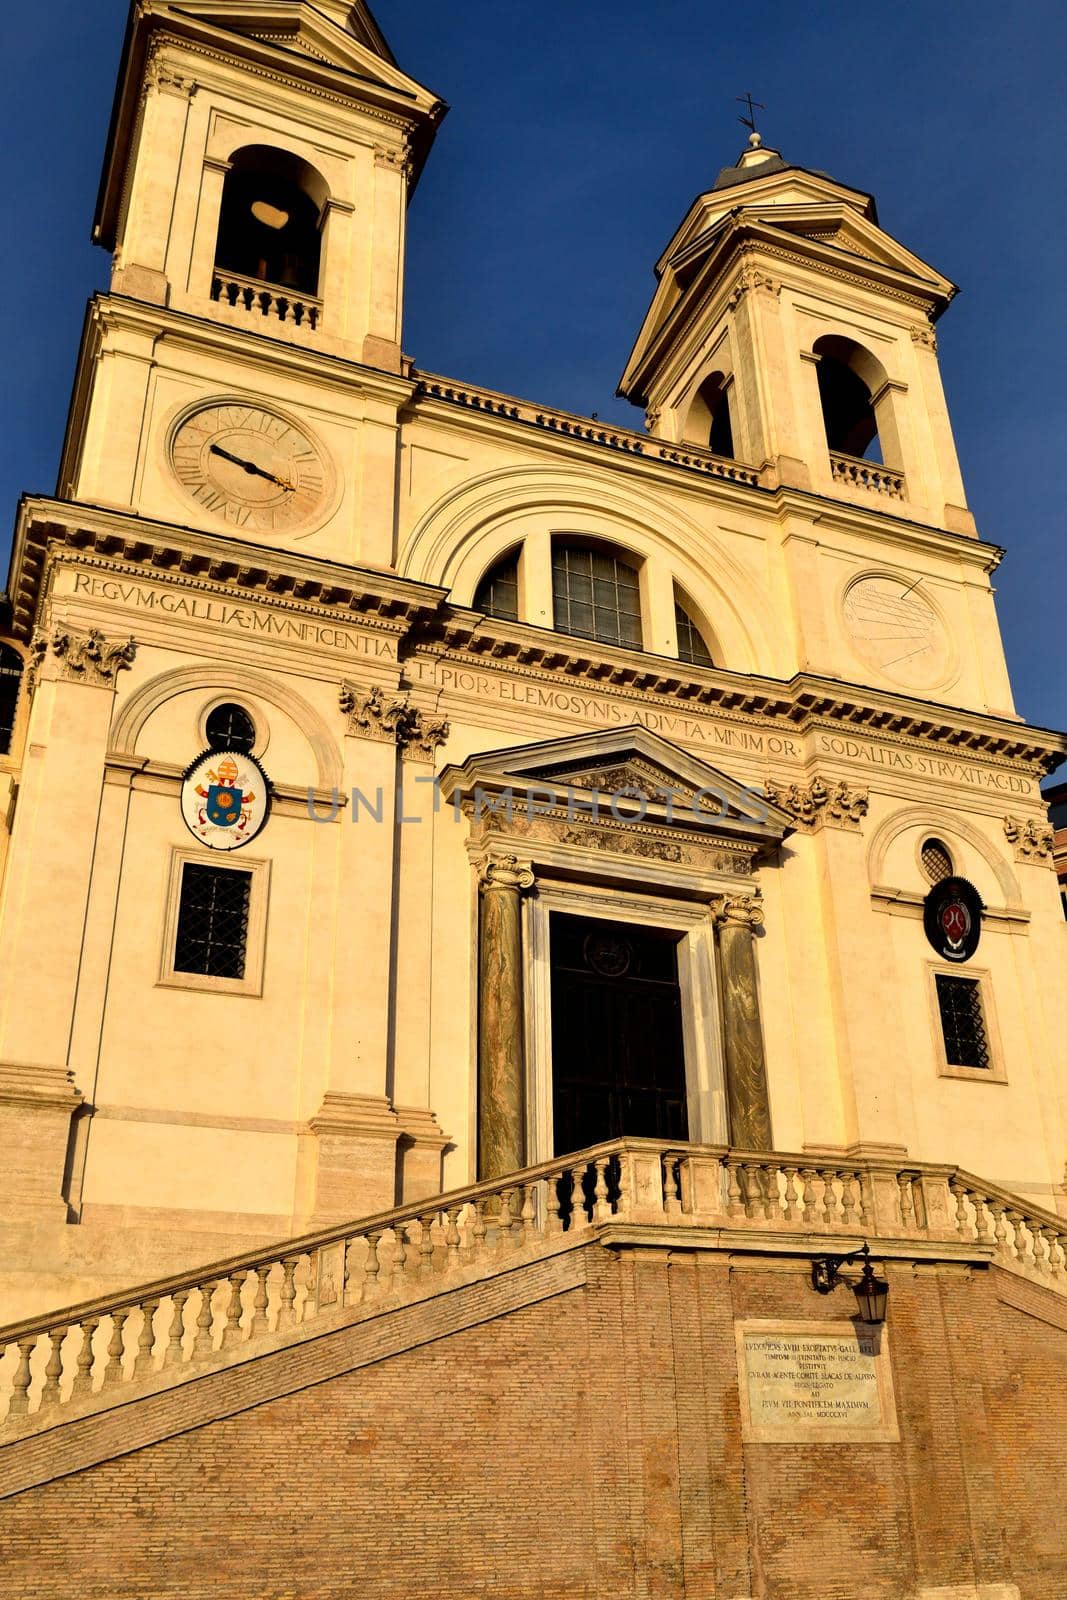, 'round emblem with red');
923,876,983,963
